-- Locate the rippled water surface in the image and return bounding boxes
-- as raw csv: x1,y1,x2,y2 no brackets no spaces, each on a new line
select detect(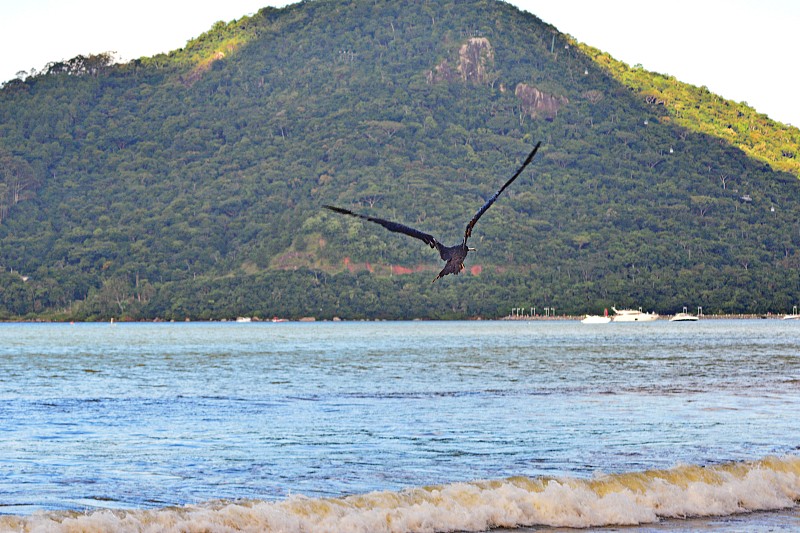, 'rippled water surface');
0,319,798,531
